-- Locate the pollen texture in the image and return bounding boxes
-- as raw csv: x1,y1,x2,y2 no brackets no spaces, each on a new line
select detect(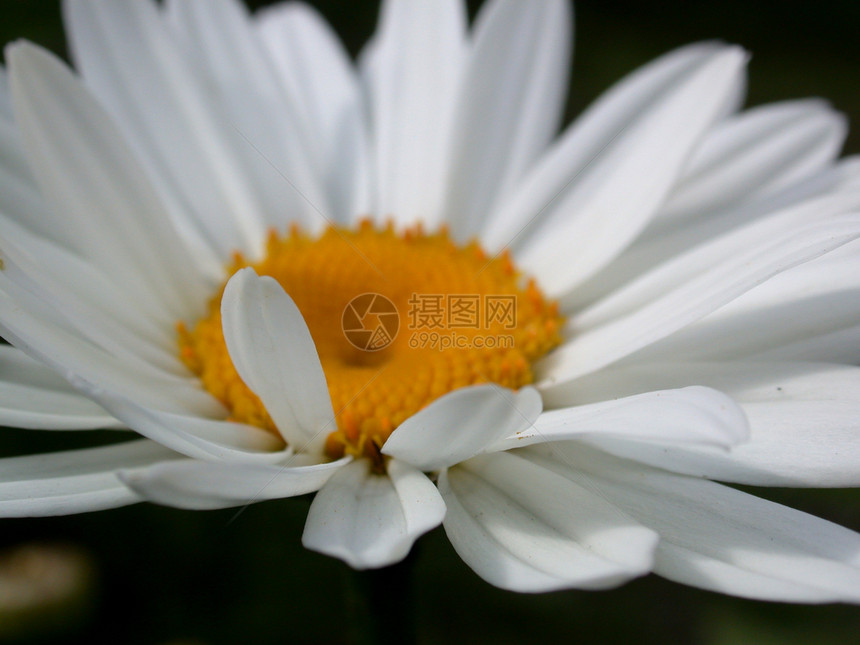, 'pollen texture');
178,221,563,462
